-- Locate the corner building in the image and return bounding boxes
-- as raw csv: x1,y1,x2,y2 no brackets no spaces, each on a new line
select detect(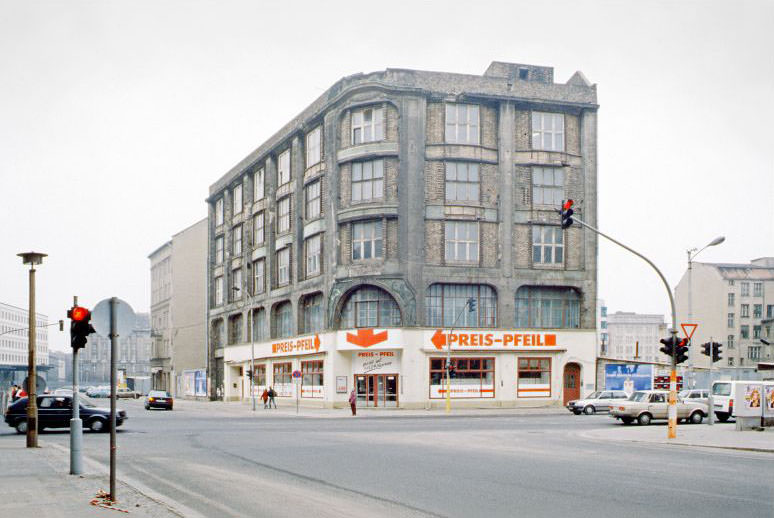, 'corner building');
206,61,599,408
